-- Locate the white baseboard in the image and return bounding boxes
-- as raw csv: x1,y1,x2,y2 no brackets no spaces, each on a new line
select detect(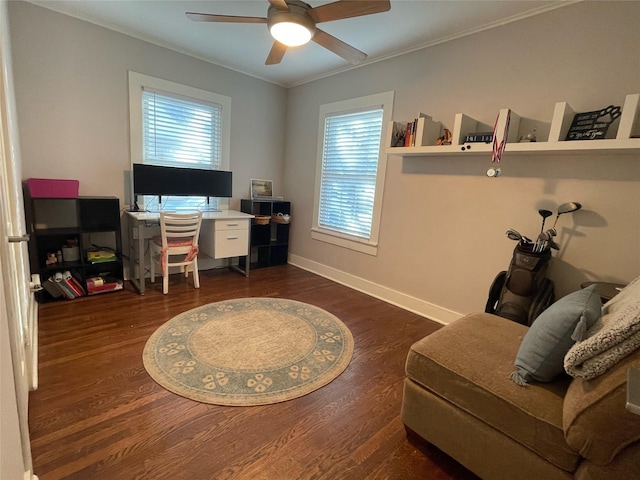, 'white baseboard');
288,254,463,325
